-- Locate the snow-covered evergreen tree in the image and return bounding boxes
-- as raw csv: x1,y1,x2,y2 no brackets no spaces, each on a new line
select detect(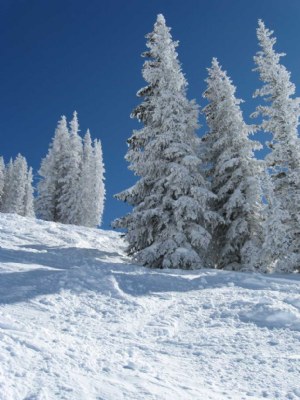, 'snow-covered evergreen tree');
78,131,105,227
78,129,94,227
114,14,217,269
36,116,70,222
57,111,83,225
252,20,300,272
1,159,14,214
0,157,5,209
92,138,105,227
1,154,34,217
8,154,27,215
202,58,264,271
37,113,104,227
23,167,35,218
259,173,293,273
